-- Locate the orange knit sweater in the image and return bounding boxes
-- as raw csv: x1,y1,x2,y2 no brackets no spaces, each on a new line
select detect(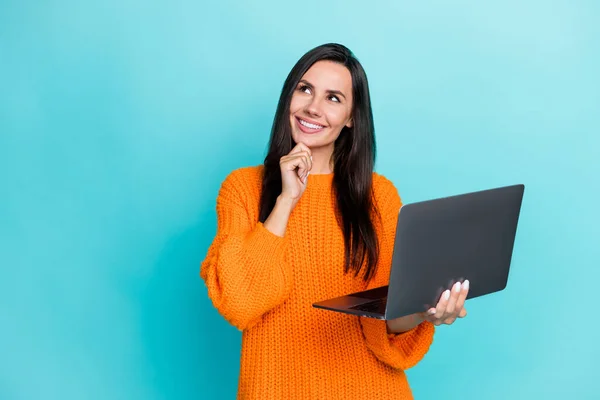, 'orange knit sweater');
200,166,435,399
